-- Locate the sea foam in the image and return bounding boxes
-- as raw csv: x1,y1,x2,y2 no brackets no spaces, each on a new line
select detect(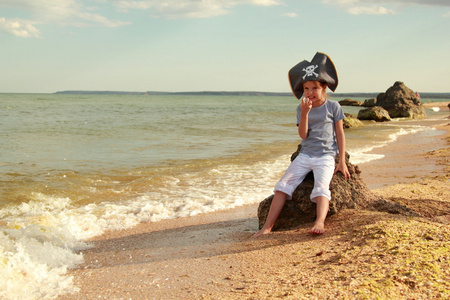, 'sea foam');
349,124,430,165
0,154,289,299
